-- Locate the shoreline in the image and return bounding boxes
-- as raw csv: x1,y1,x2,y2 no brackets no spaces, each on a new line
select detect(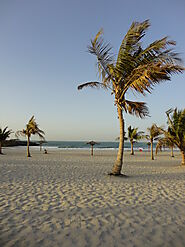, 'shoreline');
3,145,180,153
